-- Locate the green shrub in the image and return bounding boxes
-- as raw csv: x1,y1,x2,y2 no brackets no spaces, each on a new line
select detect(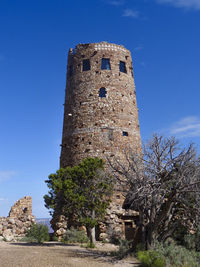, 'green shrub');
20,236,38,242
110,235,121,245
184,227,200,252
155,240,200,267
137,250,165,267
26,223,49,243
111,239,132,259
62,227,89,244
82,242,96,248
51,235,58,241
